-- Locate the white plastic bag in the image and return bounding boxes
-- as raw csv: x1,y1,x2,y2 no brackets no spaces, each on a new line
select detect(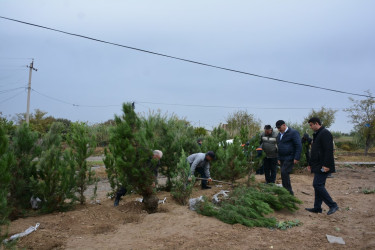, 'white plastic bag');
212,190,230,204
189,196,204,211
3,223,40,244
